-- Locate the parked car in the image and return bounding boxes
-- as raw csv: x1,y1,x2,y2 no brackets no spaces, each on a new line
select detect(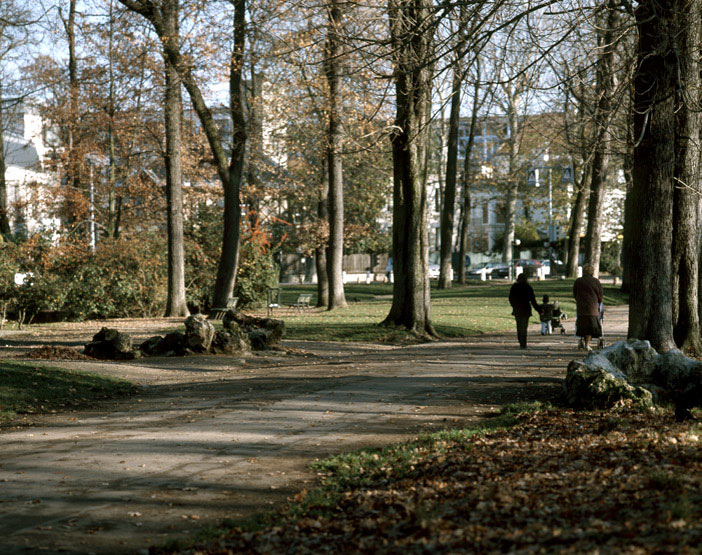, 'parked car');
495,259,542,279
467,262,504,278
